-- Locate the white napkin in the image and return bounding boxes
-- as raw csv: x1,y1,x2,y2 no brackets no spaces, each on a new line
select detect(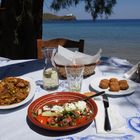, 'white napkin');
95,100,126,134
109,57,132,67
124,62,140,79
74,49,102,65
54,46,75,65
54,45,102,65
0,57,10,61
